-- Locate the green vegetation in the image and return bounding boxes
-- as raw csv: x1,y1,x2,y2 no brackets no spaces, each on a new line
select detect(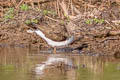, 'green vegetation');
43,10,56,15
20,4,29,11
31,19,38,23
4,14,14,20
4,8,14,20
64,13,68,17
94,18,104,23
25,20,31,24
7,8,14,14
35,8,41,12
85,18,105,24
25,19,38,24
85,19,92,24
